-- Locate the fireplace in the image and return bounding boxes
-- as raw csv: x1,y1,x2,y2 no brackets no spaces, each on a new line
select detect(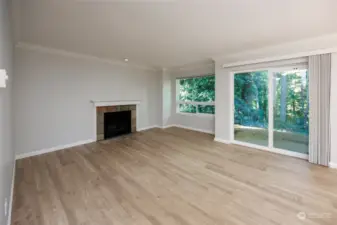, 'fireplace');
104,111,131,139
95,104,137,141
